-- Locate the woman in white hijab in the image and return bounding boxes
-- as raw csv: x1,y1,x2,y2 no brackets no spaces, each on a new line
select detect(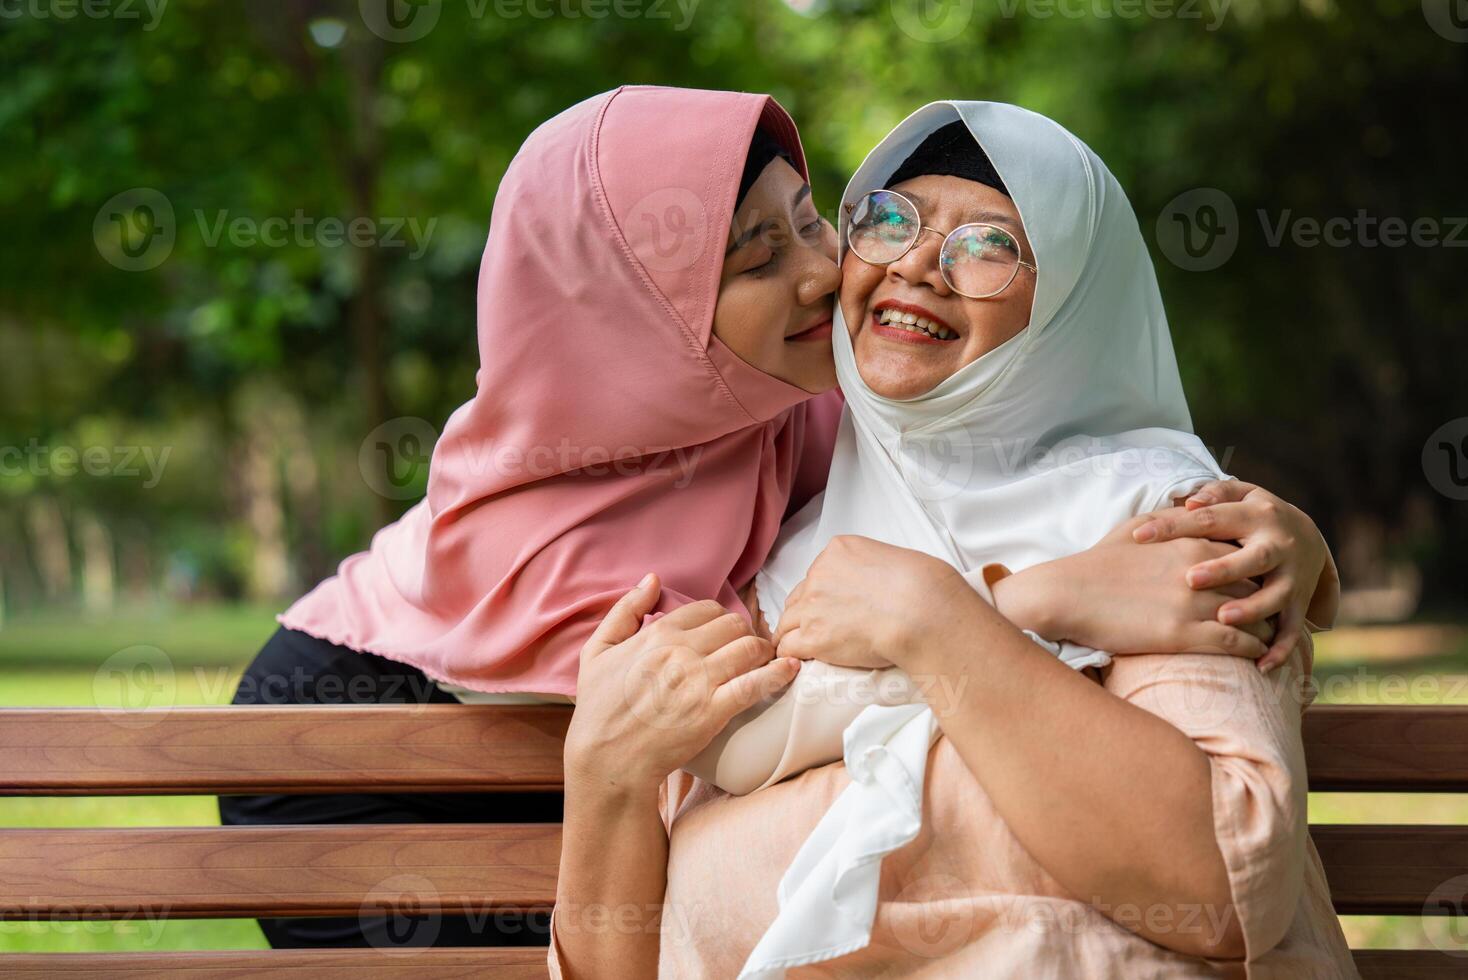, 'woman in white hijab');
552,102,1356,979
